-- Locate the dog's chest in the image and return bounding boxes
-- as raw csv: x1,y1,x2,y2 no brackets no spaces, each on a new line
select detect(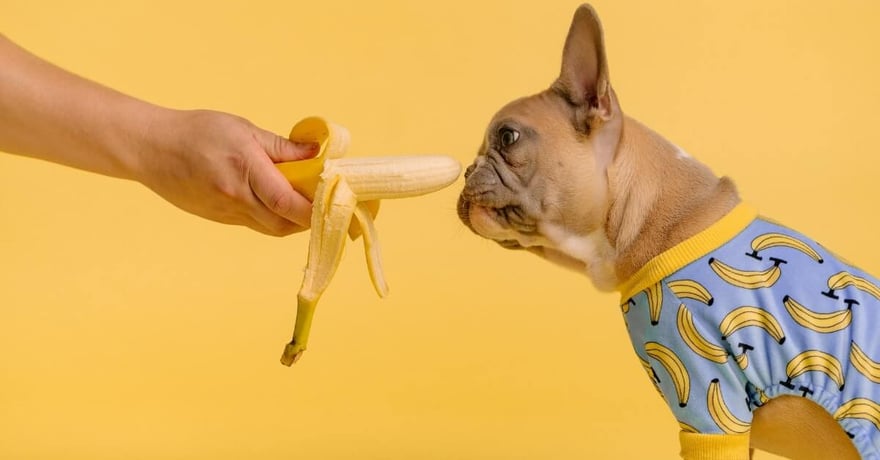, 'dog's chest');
541,223,618,289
